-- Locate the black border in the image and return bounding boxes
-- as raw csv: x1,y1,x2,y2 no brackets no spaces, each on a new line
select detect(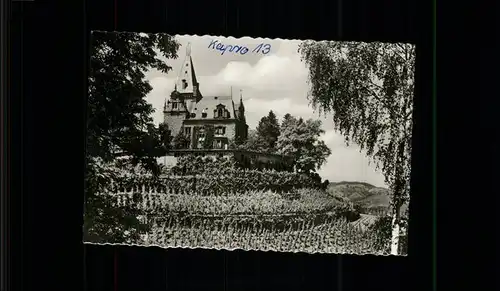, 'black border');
11,0,440,290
